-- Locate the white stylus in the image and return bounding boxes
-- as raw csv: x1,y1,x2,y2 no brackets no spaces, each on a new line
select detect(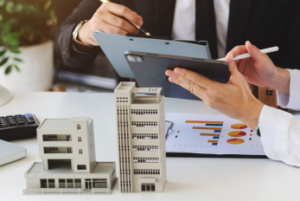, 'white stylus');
217,46,279,61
